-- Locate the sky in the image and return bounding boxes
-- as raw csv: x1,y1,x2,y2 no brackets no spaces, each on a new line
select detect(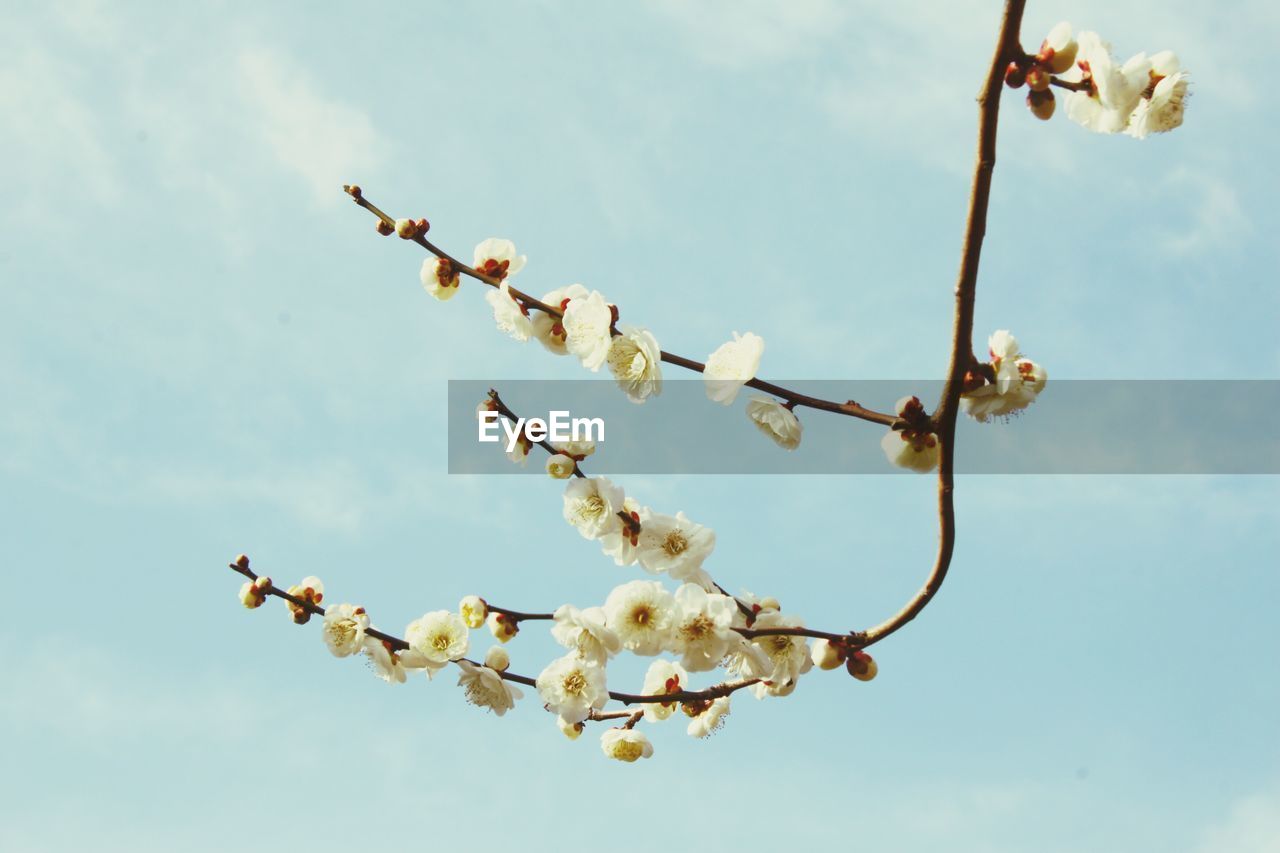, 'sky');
1,0,1278,851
